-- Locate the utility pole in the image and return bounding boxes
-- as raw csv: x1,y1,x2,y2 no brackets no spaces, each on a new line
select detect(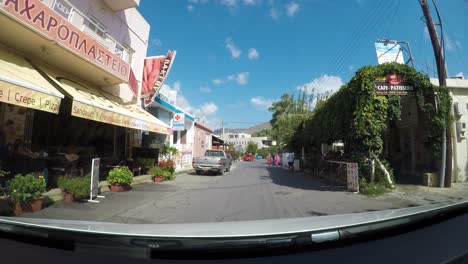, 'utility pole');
221,120,225,139
419,0,452,187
